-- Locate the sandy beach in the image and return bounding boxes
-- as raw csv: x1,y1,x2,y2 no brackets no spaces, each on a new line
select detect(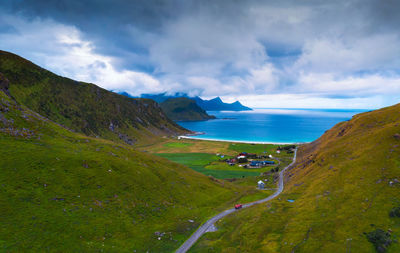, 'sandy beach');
178,135,307,145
